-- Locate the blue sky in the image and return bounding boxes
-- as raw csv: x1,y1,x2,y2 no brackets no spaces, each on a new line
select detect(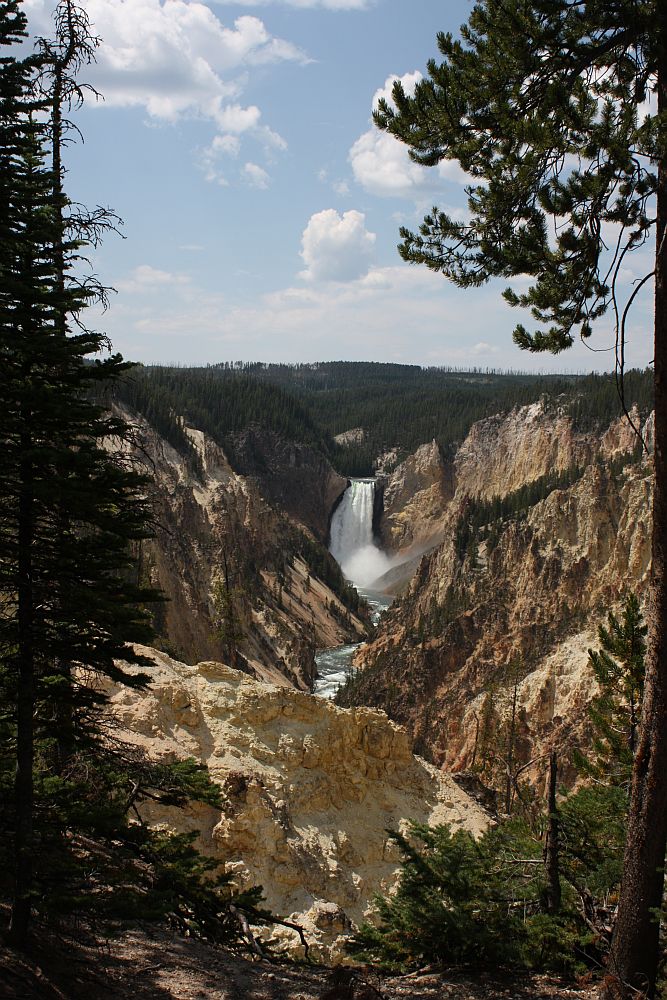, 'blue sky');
24,0,654,371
